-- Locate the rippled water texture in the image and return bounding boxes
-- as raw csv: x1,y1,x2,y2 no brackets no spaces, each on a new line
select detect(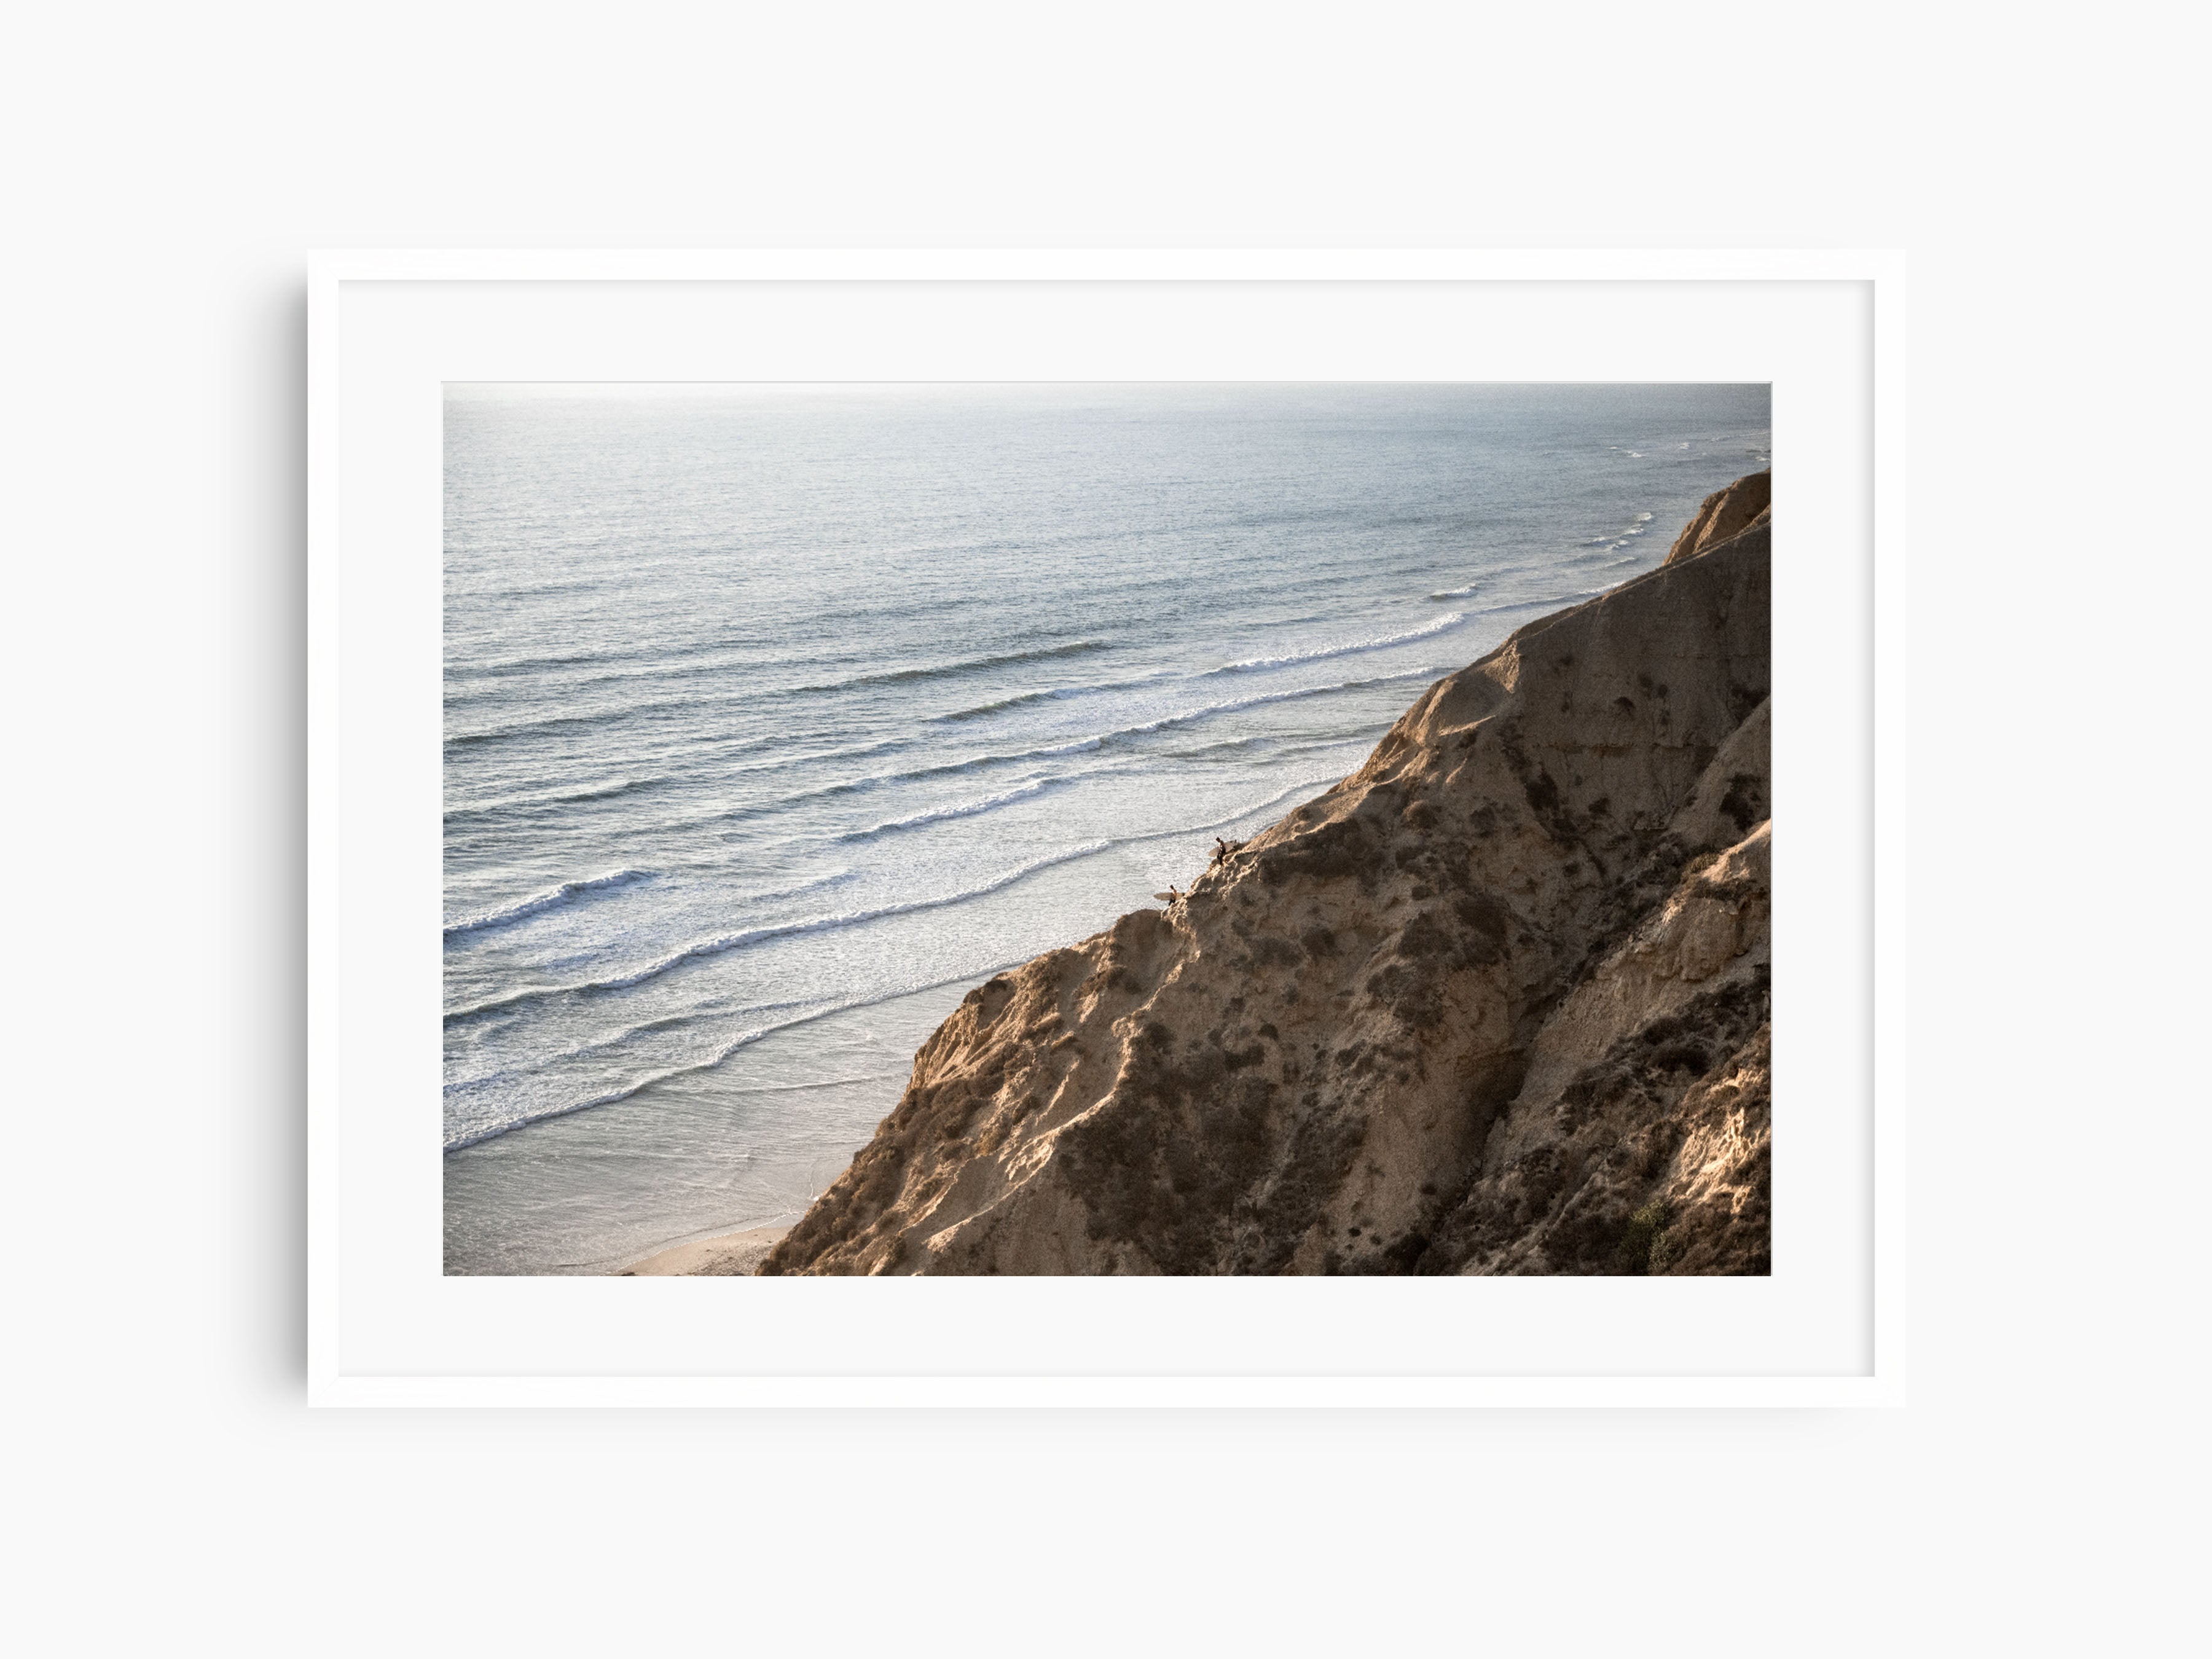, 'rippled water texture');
442,383,1772,1272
